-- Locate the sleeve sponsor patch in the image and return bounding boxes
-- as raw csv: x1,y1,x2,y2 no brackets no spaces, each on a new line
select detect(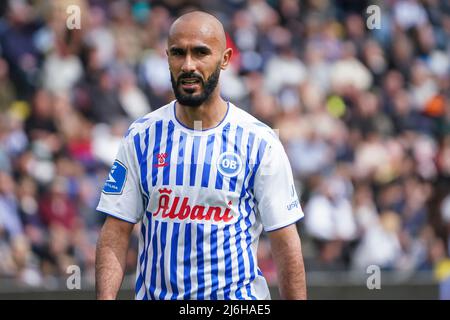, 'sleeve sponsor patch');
102,160,127,195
